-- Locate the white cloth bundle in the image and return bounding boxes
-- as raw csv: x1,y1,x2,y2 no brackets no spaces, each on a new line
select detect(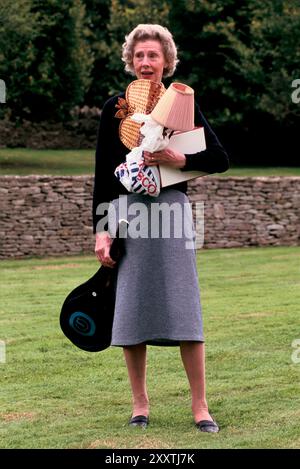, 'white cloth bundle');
114,113,171,197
